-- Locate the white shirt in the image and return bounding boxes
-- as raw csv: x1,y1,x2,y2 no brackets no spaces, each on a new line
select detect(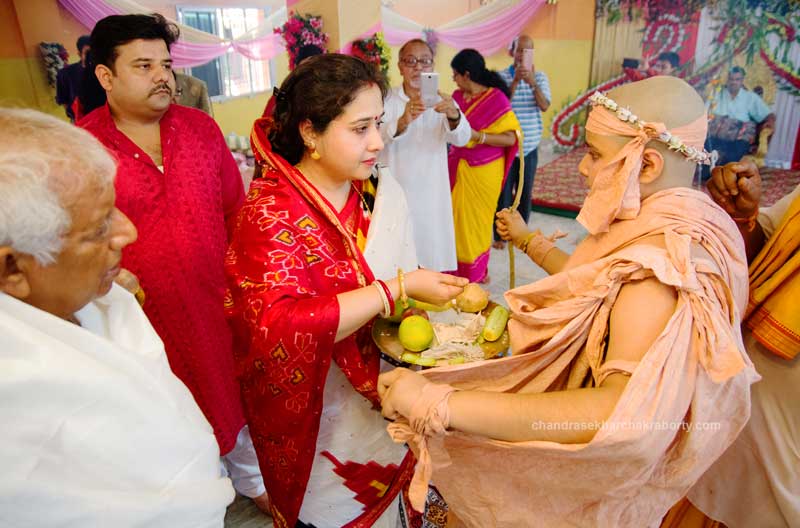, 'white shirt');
379,86,472,271
0,285,234,527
